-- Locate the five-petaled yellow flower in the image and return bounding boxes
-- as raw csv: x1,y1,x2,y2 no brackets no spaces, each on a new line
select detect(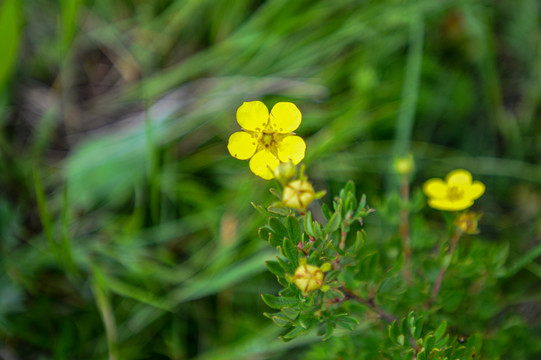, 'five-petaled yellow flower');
227,101,306,180
423,169,485,211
